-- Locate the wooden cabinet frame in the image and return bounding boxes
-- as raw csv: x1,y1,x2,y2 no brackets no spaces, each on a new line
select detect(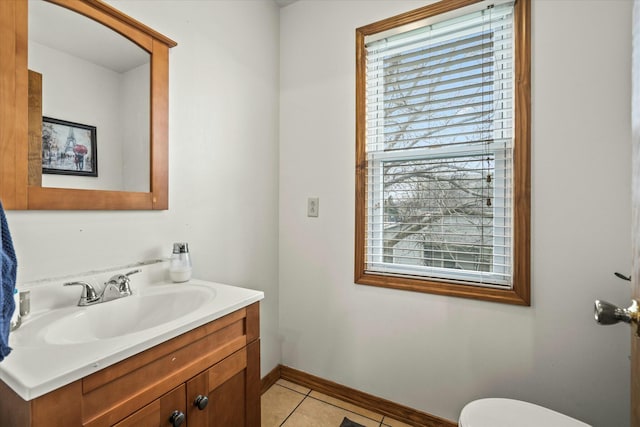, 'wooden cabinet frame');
0,0,176,210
